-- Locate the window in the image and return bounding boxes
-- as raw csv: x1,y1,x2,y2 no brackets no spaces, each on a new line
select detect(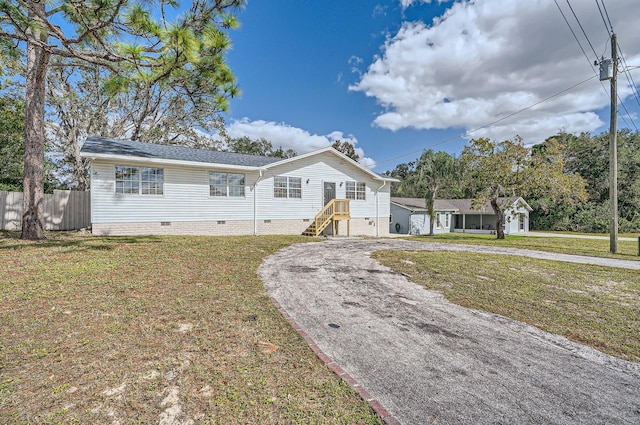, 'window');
274,176,302,199
436,213,442,229
209,172,245,197
346,182,366,200
141,167,164,195
444,213,450,229
115,165,163,195
288,177,302,198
